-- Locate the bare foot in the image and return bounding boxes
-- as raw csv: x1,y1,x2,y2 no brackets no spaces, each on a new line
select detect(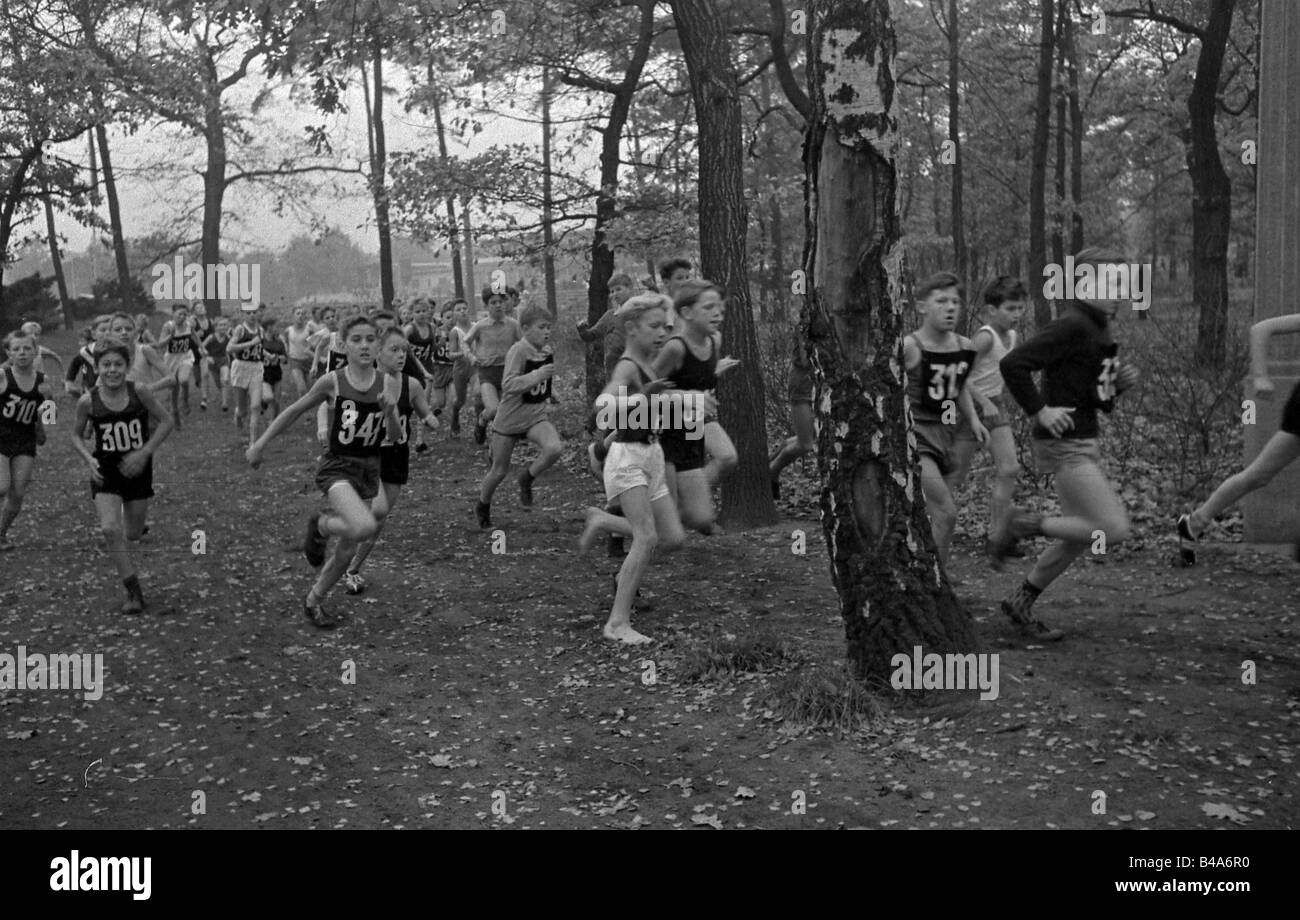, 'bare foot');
578,507,603,553
603,622,652,645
